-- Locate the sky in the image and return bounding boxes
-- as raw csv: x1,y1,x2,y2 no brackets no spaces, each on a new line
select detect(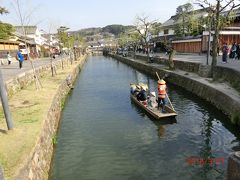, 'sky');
0,0,199,32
